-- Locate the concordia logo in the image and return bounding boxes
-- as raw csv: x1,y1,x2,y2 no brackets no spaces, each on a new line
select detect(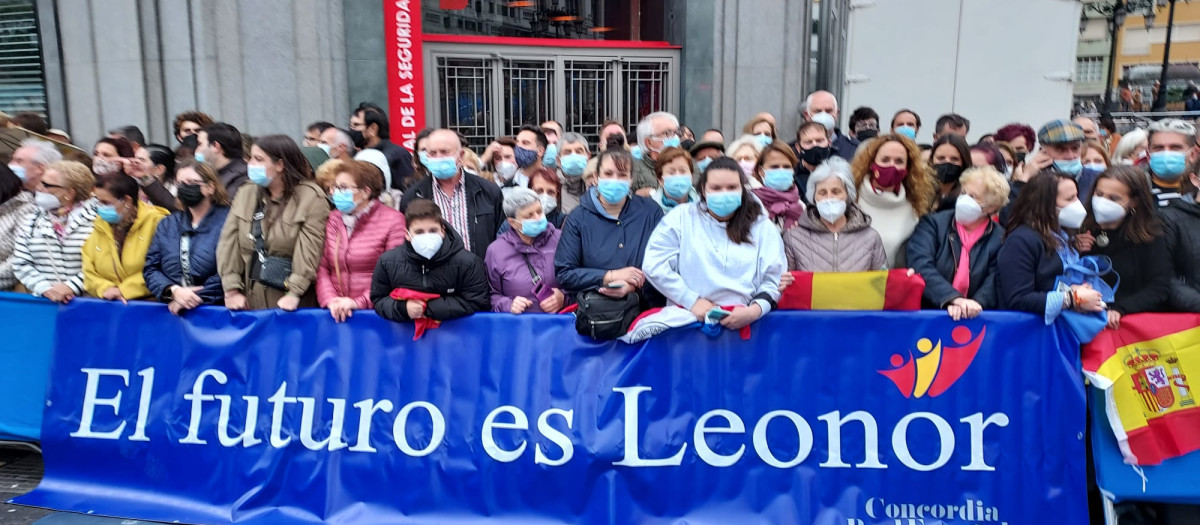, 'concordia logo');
879,325,986,398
